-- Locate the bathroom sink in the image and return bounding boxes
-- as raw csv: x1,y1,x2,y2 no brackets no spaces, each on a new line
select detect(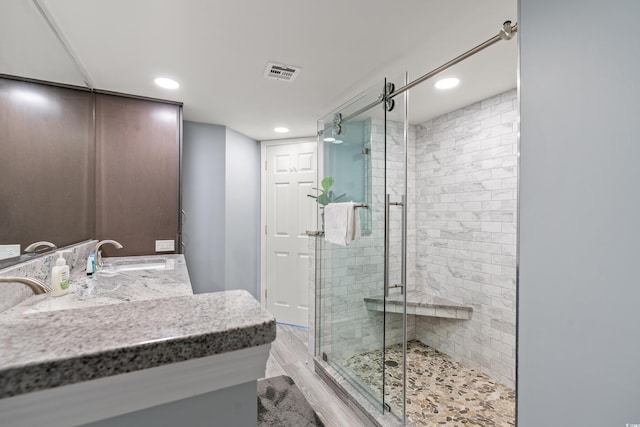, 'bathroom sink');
103,257,172,273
